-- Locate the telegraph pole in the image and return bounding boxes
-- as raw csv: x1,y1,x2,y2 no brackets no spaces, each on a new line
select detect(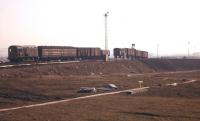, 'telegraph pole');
131,43,135,60
188,41,190,57
104,11,109,61
157,44,159,58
